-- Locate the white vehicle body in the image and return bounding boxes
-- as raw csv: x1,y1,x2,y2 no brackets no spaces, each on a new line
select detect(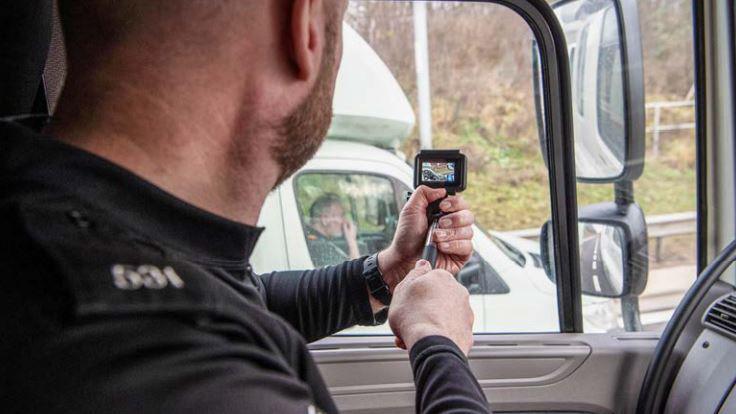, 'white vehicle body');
250,23,618,333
